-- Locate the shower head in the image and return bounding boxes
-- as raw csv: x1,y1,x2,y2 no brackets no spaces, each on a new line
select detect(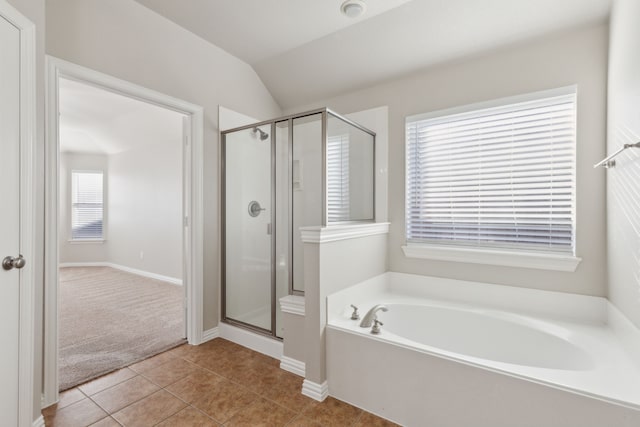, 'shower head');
253,127,269,141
